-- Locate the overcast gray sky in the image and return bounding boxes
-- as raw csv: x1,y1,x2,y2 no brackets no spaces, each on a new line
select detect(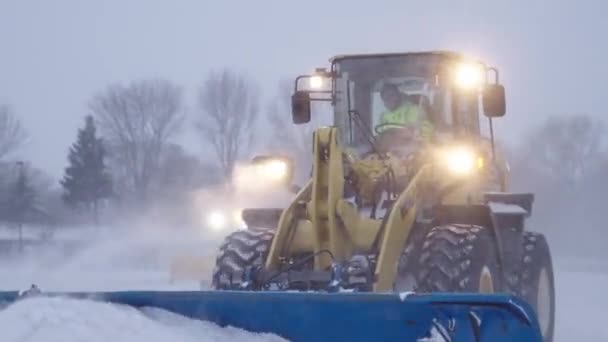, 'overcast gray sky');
1,0,606,179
